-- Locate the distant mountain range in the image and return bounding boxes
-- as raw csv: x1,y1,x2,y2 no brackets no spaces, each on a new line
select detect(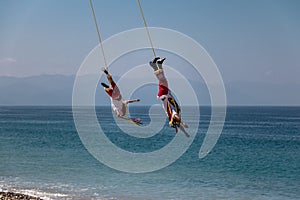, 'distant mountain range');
0,75,74,105
0,75,299,106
